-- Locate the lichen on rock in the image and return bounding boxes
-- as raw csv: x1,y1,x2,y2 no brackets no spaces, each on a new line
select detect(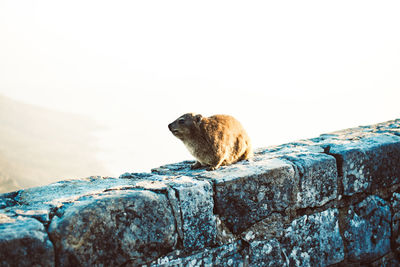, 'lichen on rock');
48,189,177,266
342,195,391,262
0,214,54,267
281,208,344,266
